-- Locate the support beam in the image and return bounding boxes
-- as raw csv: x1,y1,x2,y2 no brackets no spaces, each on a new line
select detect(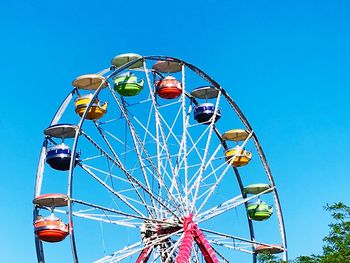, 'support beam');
175,214,219,263
176,215,195,263
136,246,153,263
194,228,219,263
